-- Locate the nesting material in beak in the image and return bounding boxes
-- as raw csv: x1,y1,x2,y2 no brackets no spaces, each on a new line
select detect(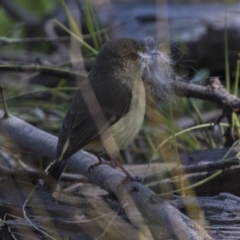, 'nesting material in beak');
138,37,175,100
